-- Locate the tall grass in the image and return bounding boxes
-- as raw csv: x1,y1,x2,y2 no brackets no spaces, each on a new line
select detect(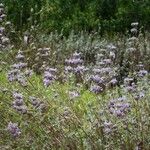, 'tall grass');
0,3,150,150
